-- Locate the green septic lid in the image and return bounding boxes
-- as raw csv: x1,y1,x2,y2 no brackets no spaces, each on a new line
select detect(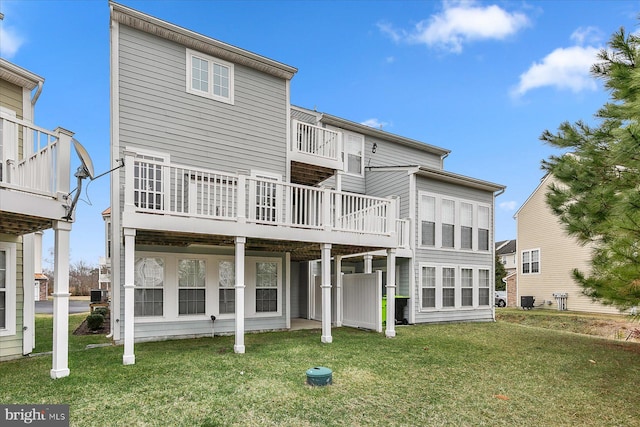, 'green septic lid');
306,366,332,377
